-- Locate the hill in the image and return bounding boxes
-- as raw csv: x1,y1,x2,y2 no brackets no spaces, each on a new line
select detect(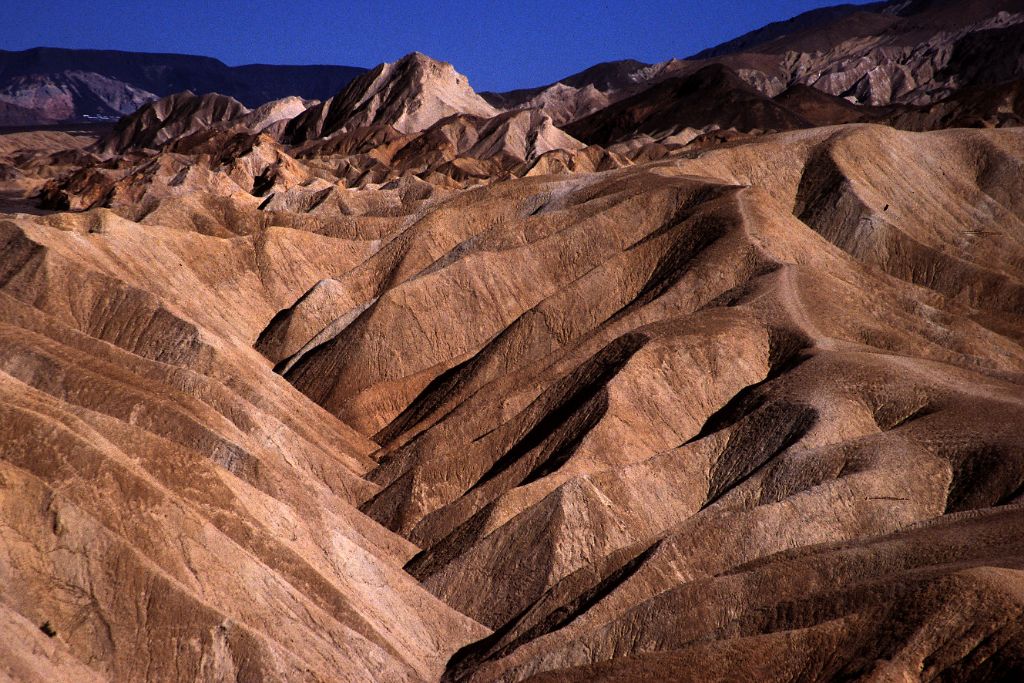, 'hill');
2,1,1024,680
